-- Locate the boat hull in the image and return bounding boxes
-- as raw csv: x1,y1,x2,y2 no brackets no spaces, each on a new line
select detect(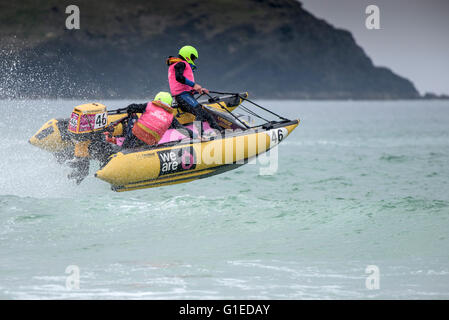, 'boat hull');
95,120,299,191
